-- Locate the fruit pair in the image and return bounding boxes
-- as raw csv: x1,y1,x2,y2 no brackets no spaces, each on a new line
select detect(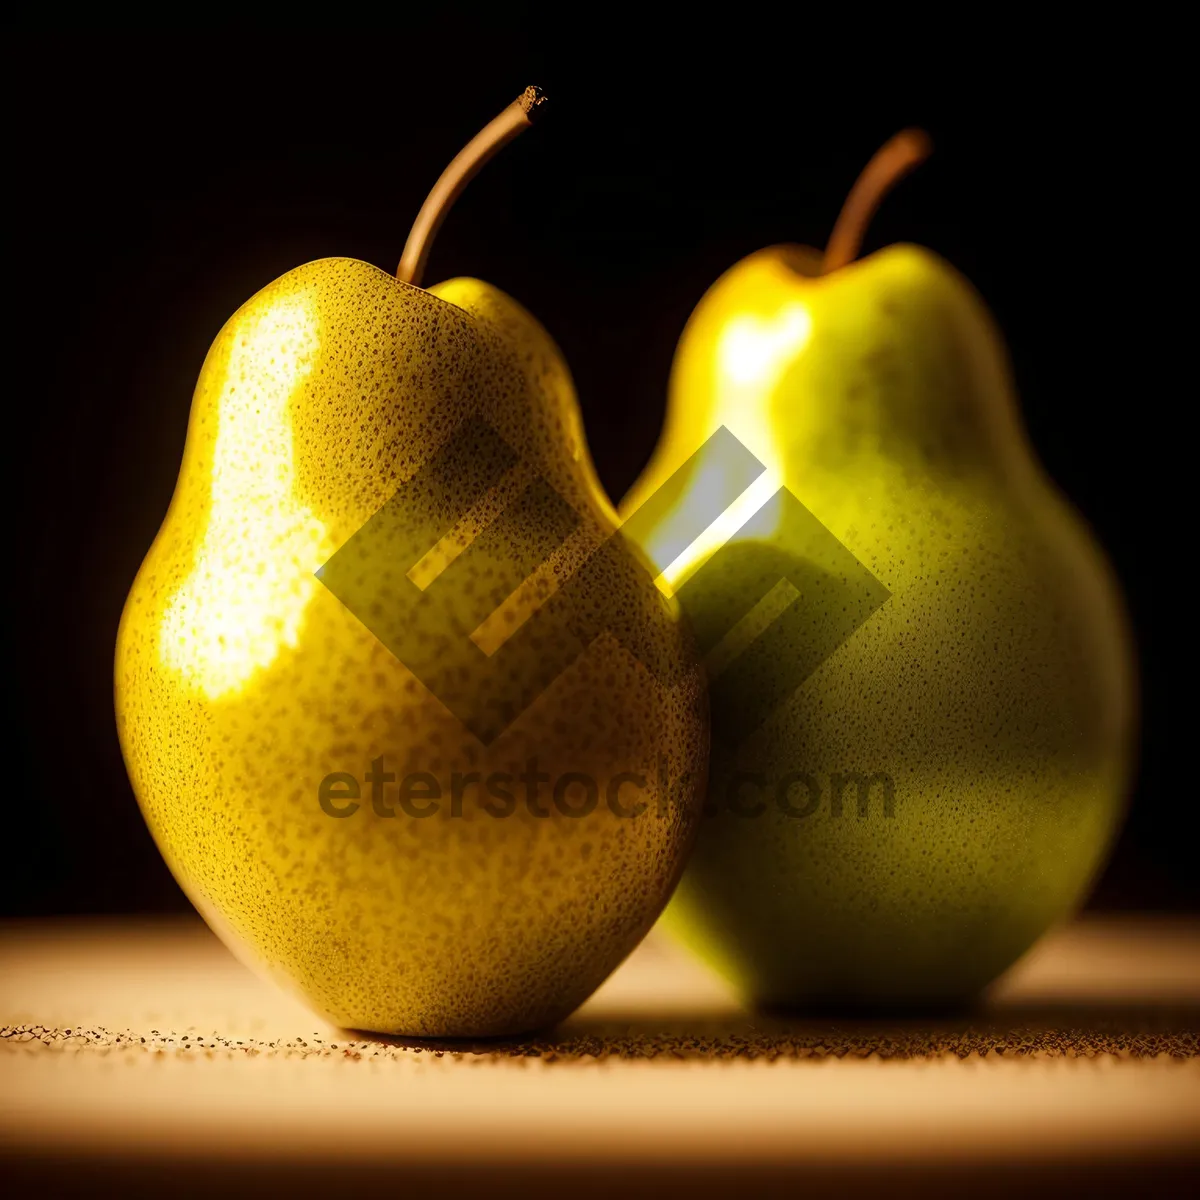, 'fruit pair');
116,89,1135,1035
